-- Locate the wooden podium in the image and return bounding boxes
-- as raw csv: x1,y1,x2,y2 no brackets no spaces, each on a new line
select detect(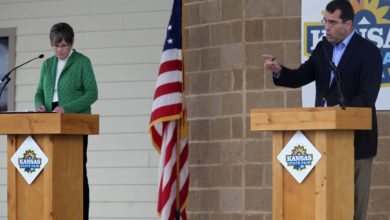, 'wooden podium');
1,113,99,220
250,107,371,220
